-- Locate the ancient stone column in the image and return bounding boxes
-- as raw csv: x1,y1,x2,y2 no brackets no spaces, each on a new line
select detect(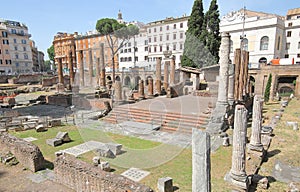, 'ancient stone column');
57,58,64,84
228,63,235,105
249,95,264,152
139,79,145,99
230,104,248,189
96,57,100,86
192,129,211,192
68,50,74,85
148,78,154,98
88,49,93,86
194,74,200,90
206,32,231,134
100,43,106,88
156,58,162,95
170,57,175,85
78,50,84,86
217,32,230,105
163,61,169,91
114,80,122,103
